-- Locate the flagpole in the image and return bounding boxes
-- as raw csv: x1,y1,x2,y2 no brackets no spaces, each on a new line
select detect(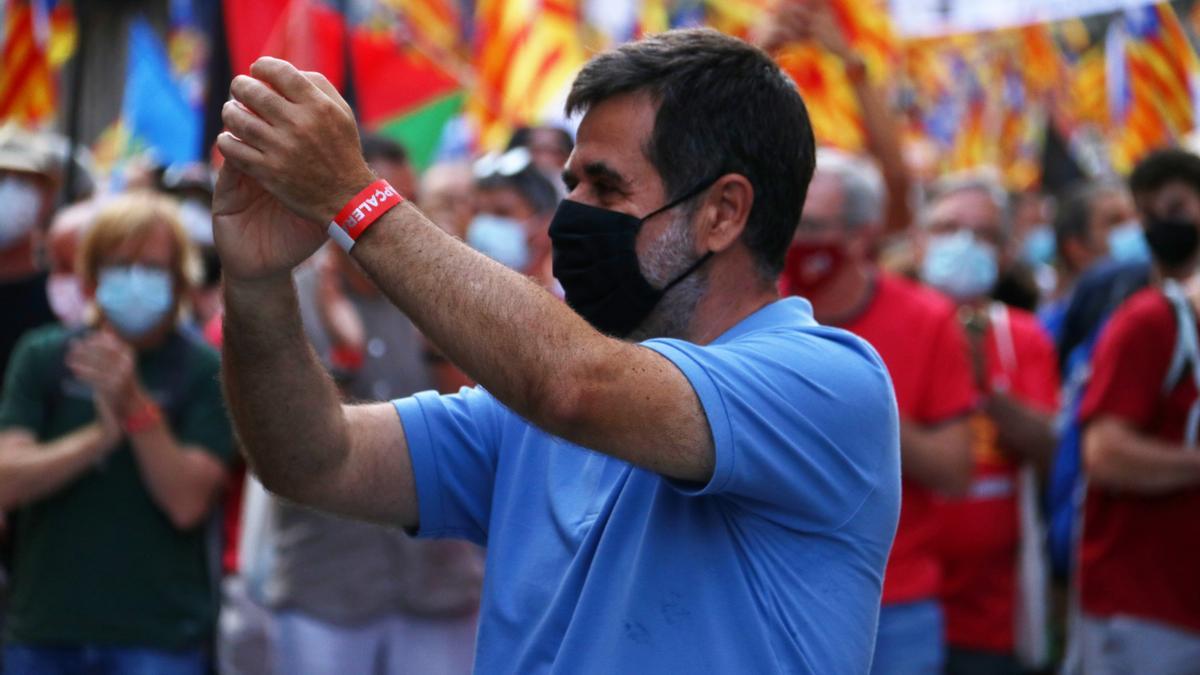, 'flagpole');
62,0,89,203
336,0,359,124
